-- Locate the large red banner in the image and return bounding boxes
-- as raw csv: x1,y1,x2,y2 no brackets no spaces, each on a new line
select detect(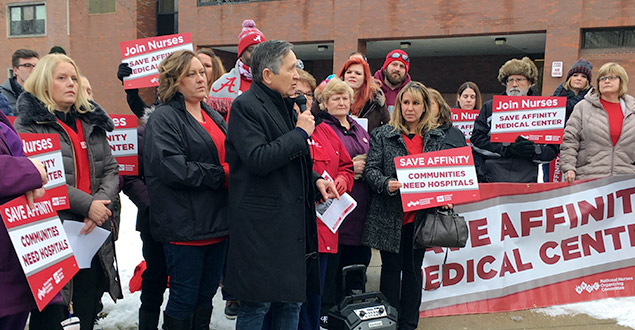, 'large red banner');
20,134,69,210
395,146,479,212
420,176,635,317
490,95,566,144
106,115,138,175
1,192,78,311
